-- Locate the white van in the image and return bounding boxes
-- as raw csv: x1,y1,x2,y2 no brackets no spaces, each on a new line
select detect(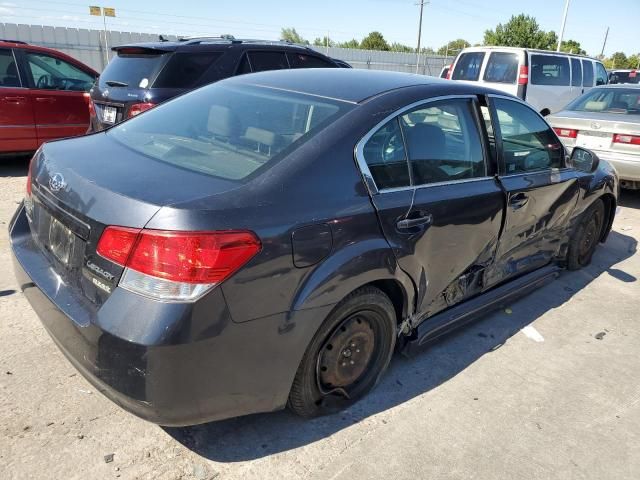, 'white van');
448,47,608,115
